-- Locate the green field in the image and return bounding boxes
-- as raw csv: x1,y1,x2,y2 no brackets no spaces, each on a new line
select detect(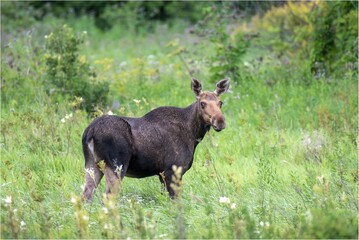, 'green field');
1,2,358,239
